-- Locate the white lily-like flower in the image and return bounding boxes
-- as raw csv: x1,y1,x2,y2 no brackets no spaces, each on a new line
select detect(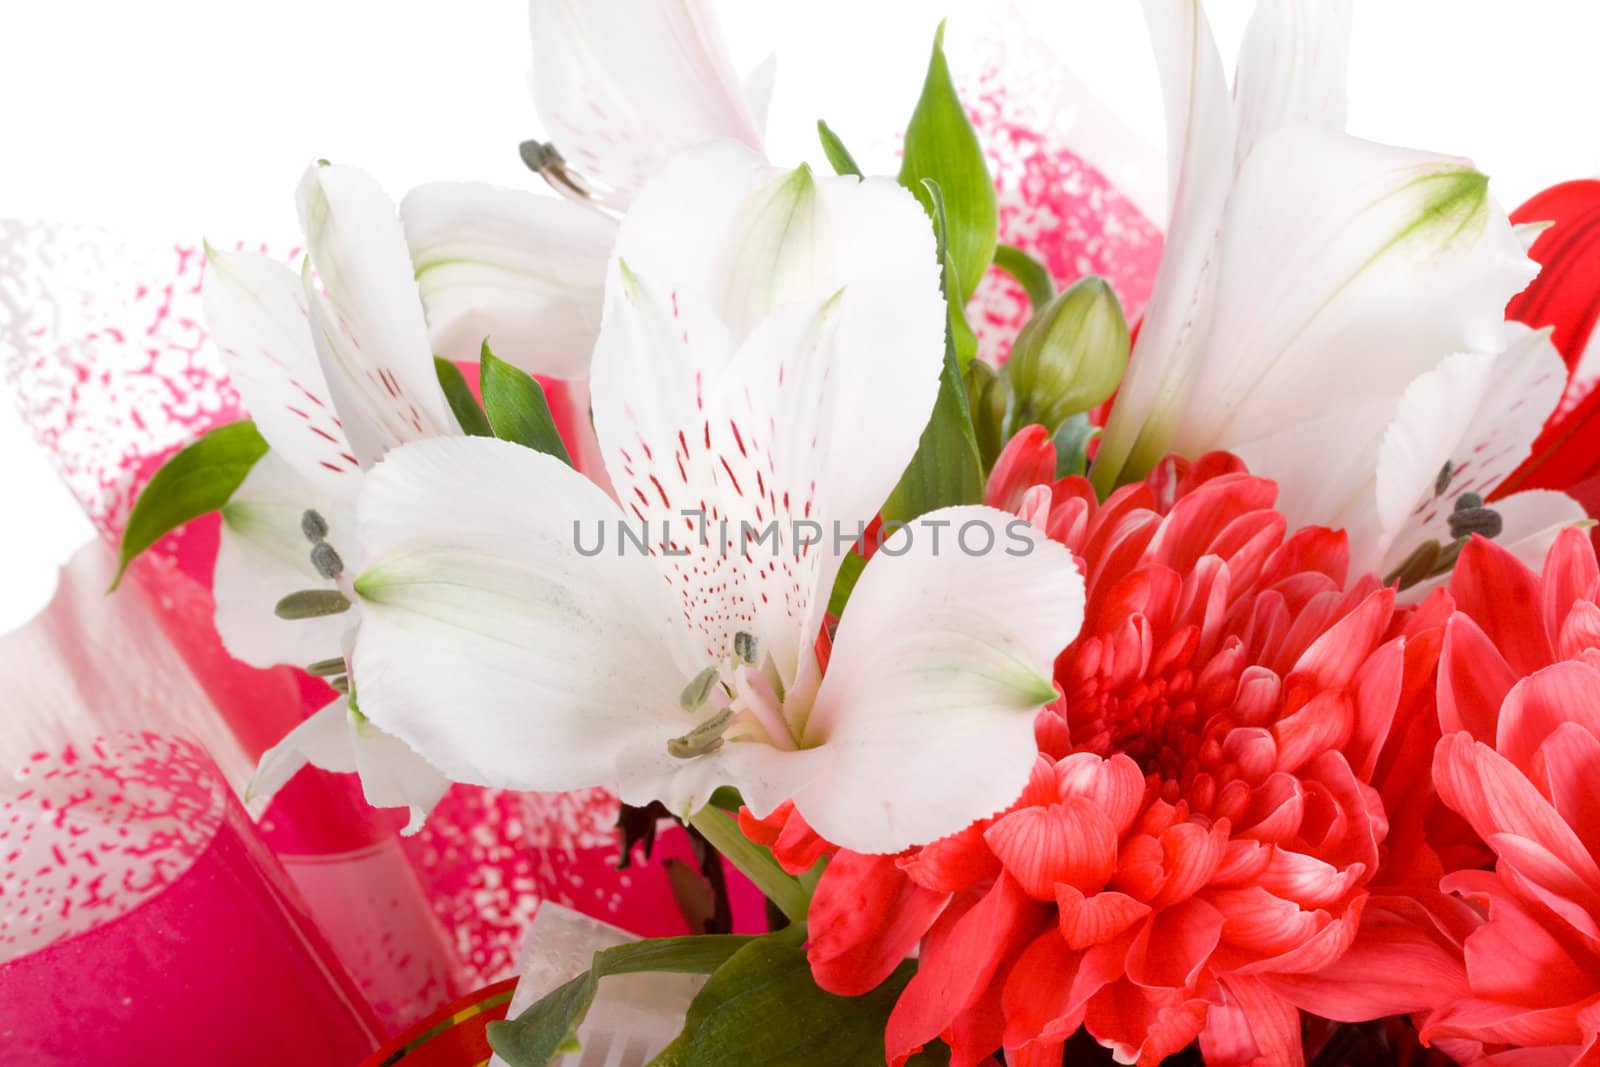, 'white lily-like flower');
398,0,770,380
348,142,1086,854
1092,0,1540,528
205,162,456,831
1362,323,1586,587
